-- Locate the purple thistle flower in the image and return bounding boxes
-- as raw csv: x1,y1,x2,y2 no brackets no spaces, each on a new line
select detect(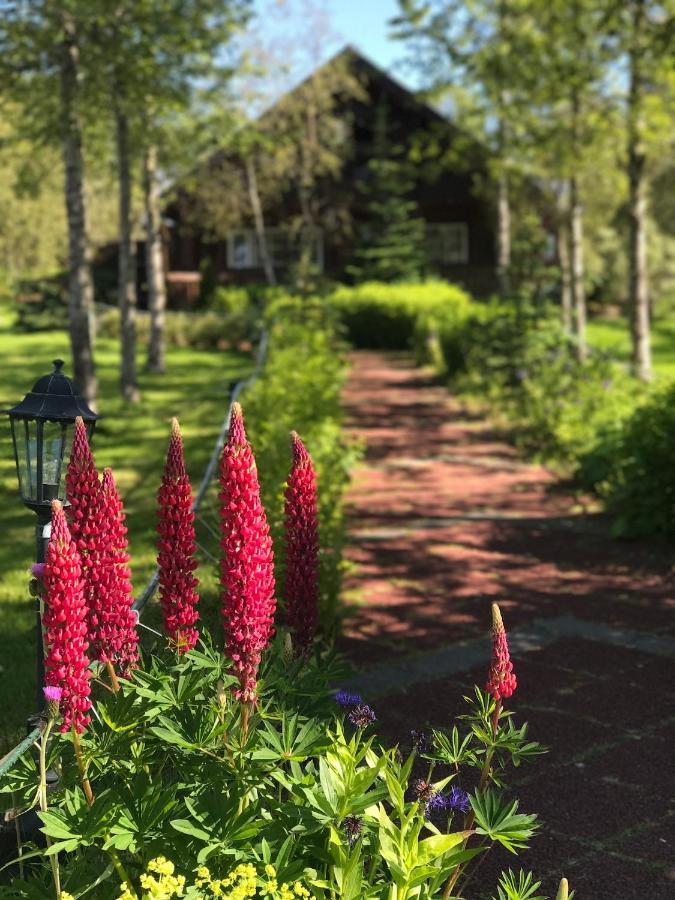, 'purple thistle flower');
31,563,46,579
43,684,63,720
43,685,63,703
424,791,451,818
348,704,376,728
447,785,470,813
335,689,362,708
342,814,362,847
